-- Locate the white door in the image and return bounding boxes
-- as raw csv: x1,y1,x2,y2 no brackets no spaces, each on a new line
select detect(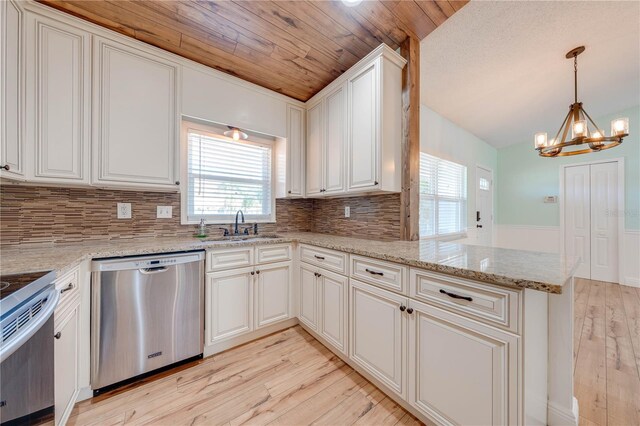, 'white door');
286,104,305,197
408,299,519,426
318,268,348,354
93,37,178,190
349,278,407,398
206,267,254,344
0,0,25,180
55,304,80,425
564,165,591,279
324,84,346,195
26,13,90,184
347,62,378,191
590,162,619,282
299,263,318,330
305,101,323,196
255,261,292,329
564,162,620,282
475,166,494,246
